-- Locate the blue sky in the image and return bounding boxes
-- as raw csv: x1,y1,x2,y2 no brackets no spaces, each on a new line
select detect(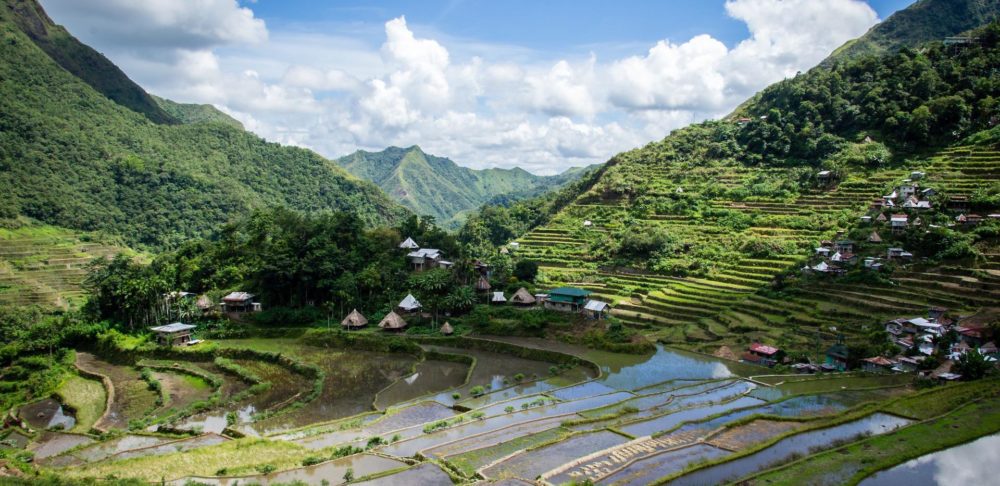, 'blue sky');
43,0,916,174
